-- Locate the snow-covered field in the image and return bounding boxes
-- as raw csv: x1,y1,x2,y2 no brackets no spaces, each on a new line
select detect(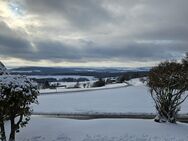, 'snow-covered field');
33,85,188,114
38,78,142,94
14,117,188,141
4,78,188,141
